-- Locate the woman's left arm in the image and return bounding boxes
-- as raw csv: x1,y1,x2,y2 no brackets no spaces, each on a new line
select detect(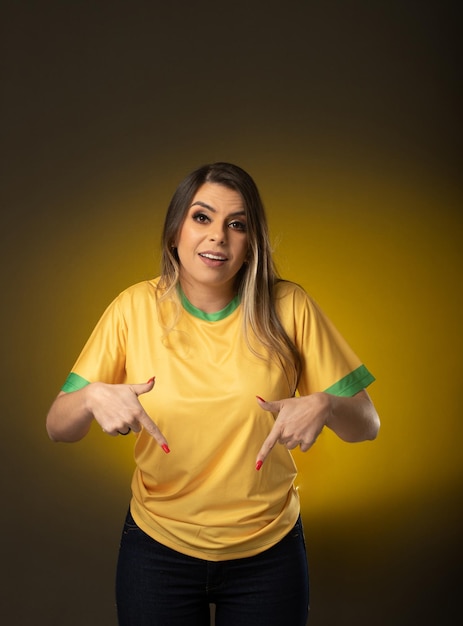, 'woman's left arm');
325,389,380,442
255,389,380,469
